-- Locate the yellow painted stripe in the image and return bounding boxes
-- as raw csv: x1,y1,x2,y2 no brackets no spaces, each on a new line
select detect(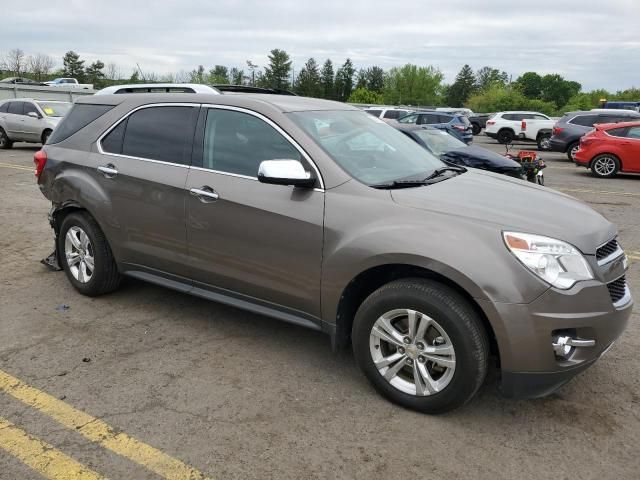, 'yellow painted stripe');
0,416,105,480
558,187,640,198
0,162,33,172
0,370,211,480
628,254,640,262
